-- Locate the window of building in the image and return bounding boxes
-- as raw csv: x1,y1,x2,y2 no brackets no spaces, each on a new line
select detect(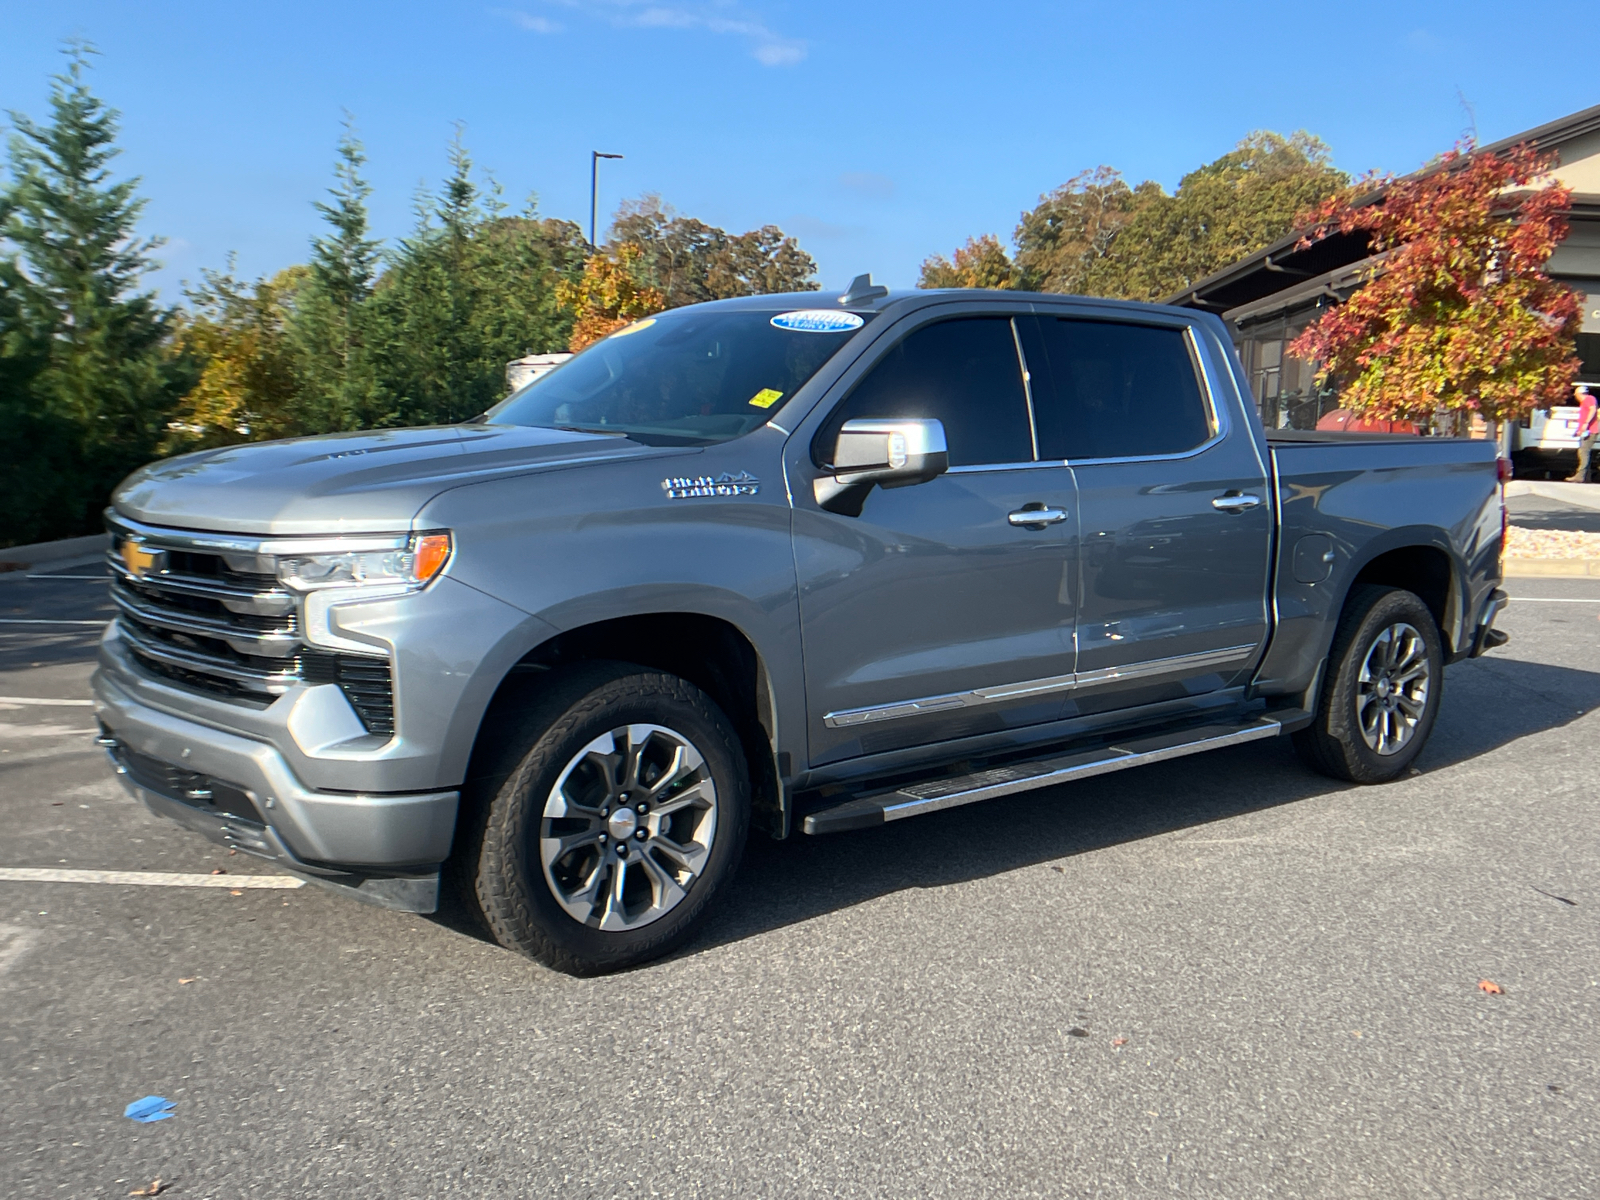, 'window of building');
1232,307,1340,431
